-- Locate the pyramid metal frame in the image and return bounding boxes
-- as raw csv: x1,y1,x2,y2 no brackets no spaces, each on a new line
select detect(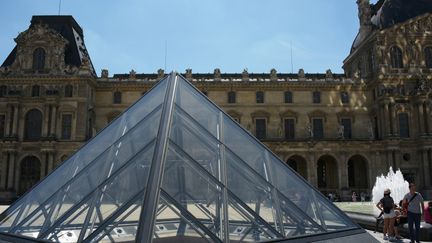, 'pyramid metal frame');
0,73,371,243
